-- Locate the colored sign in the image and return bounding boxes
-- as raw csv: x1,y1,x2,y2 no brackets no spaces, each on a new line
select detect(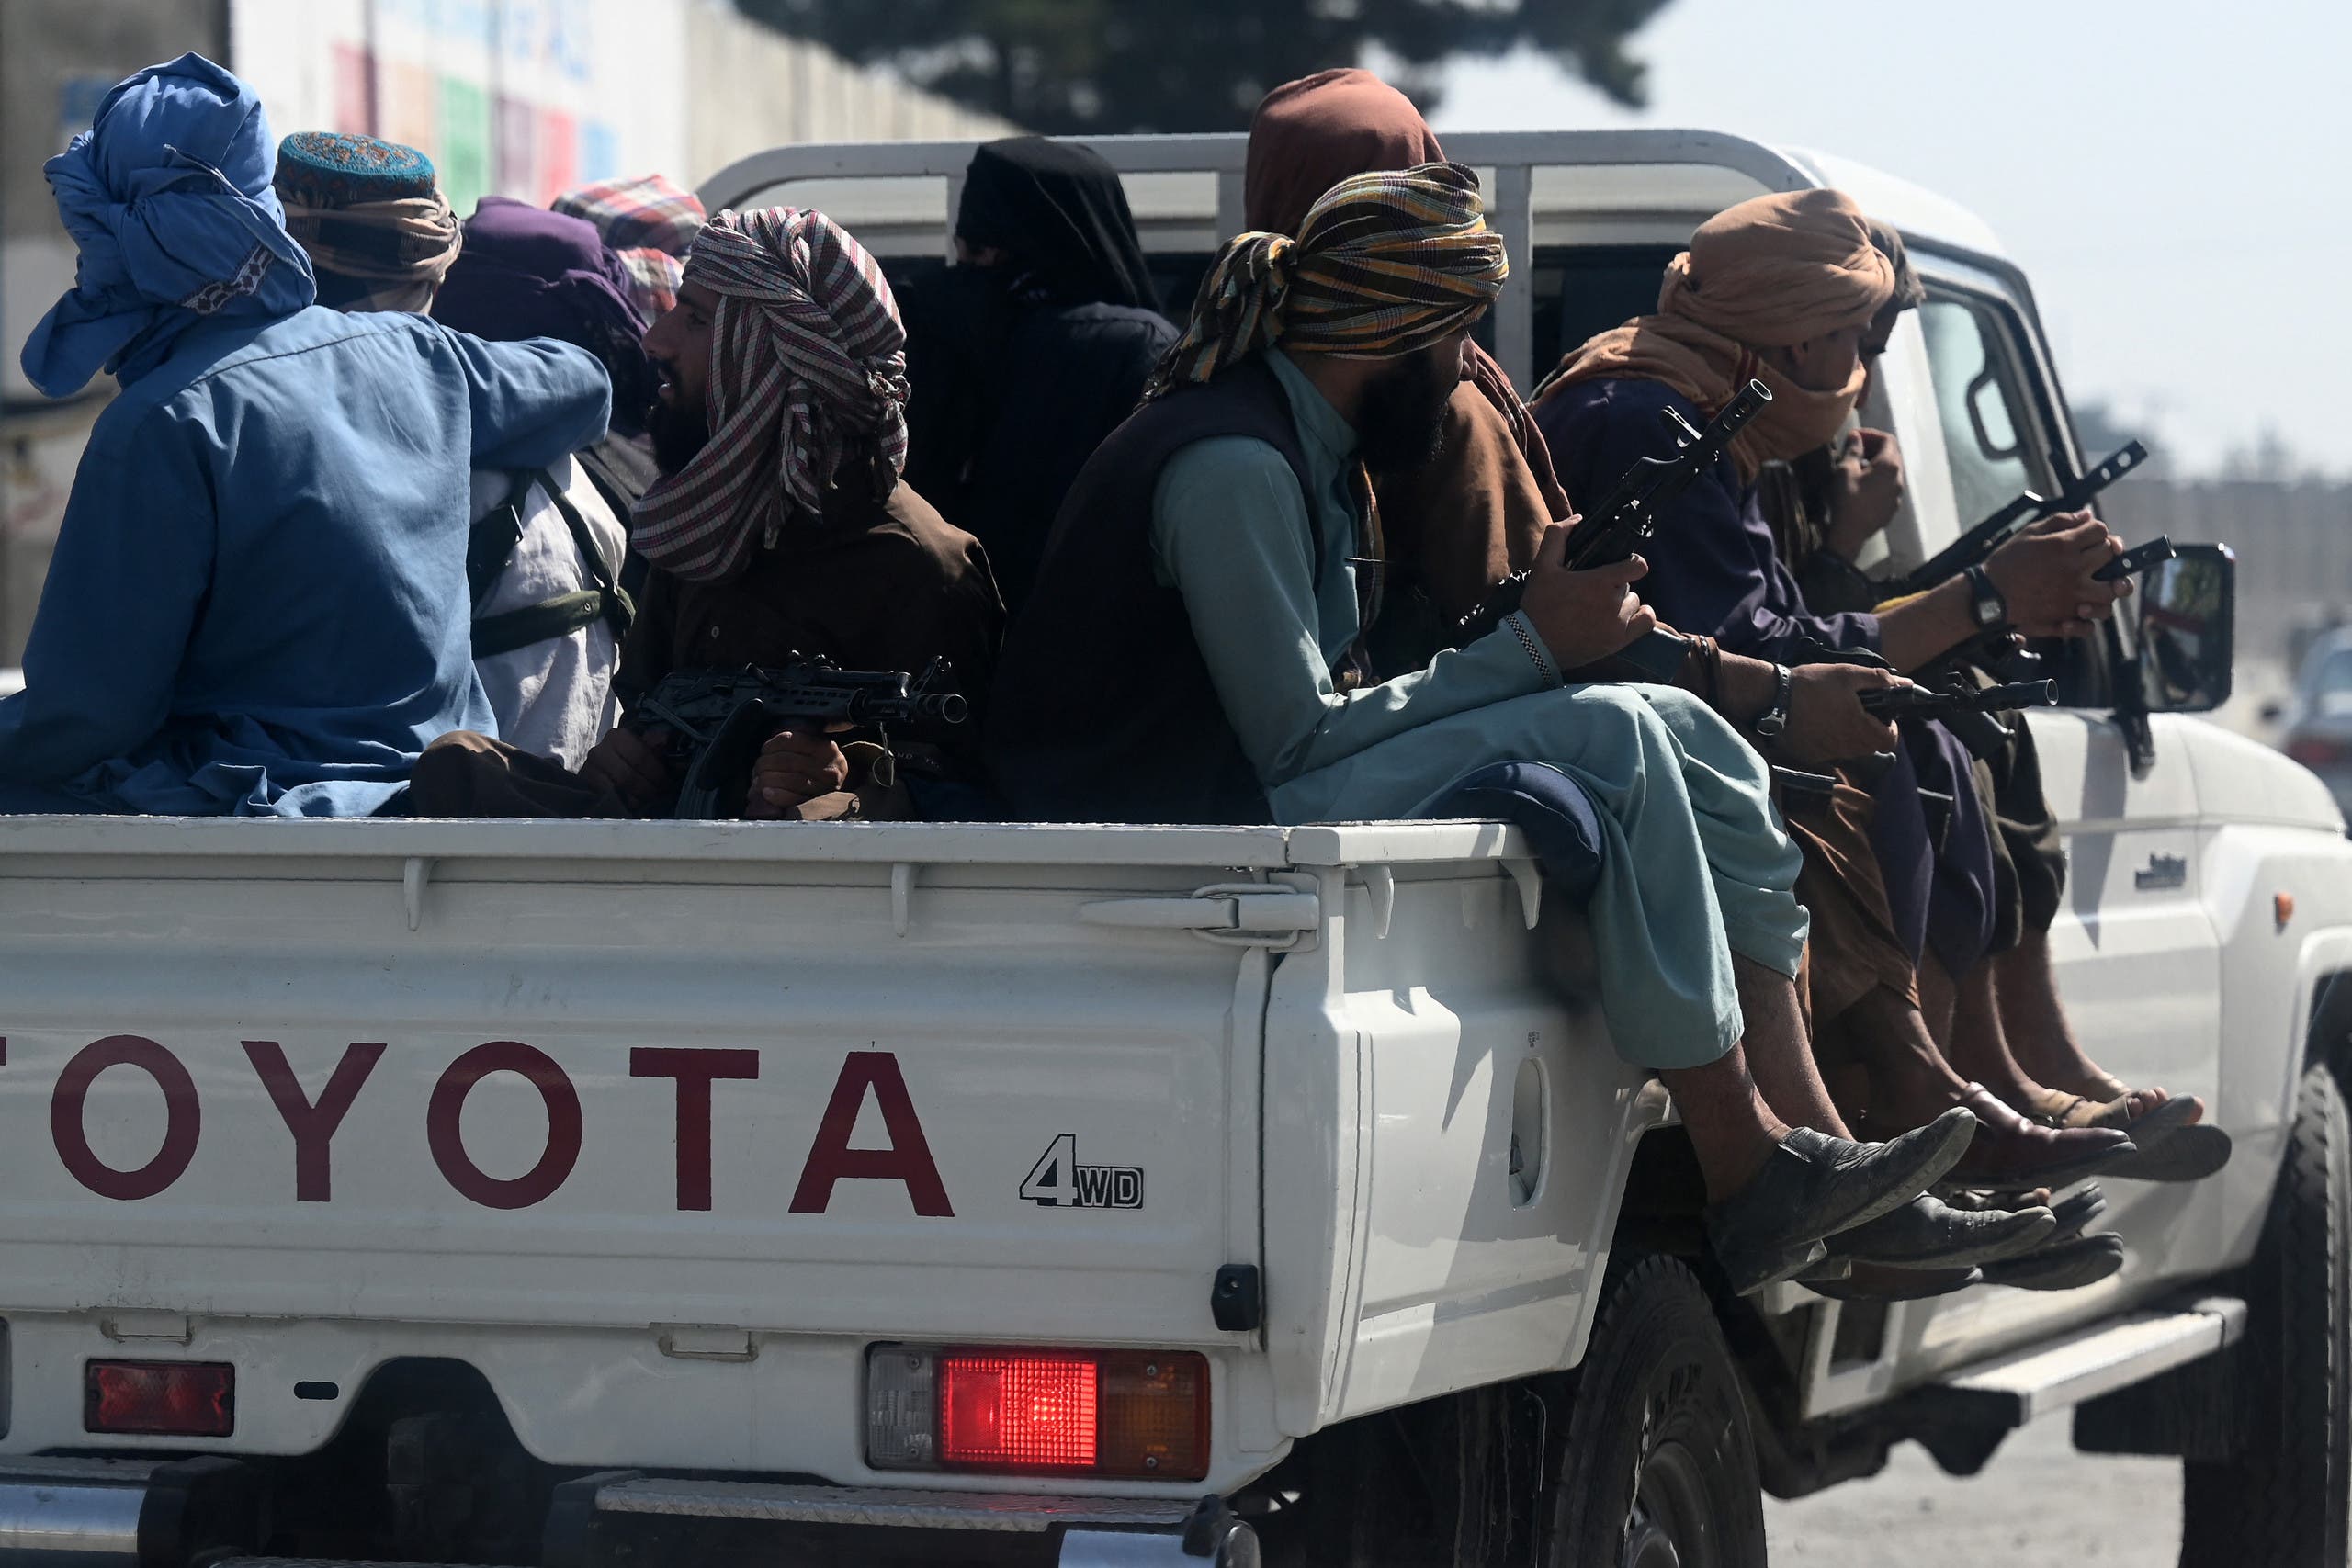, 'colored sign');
229,0,686,217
